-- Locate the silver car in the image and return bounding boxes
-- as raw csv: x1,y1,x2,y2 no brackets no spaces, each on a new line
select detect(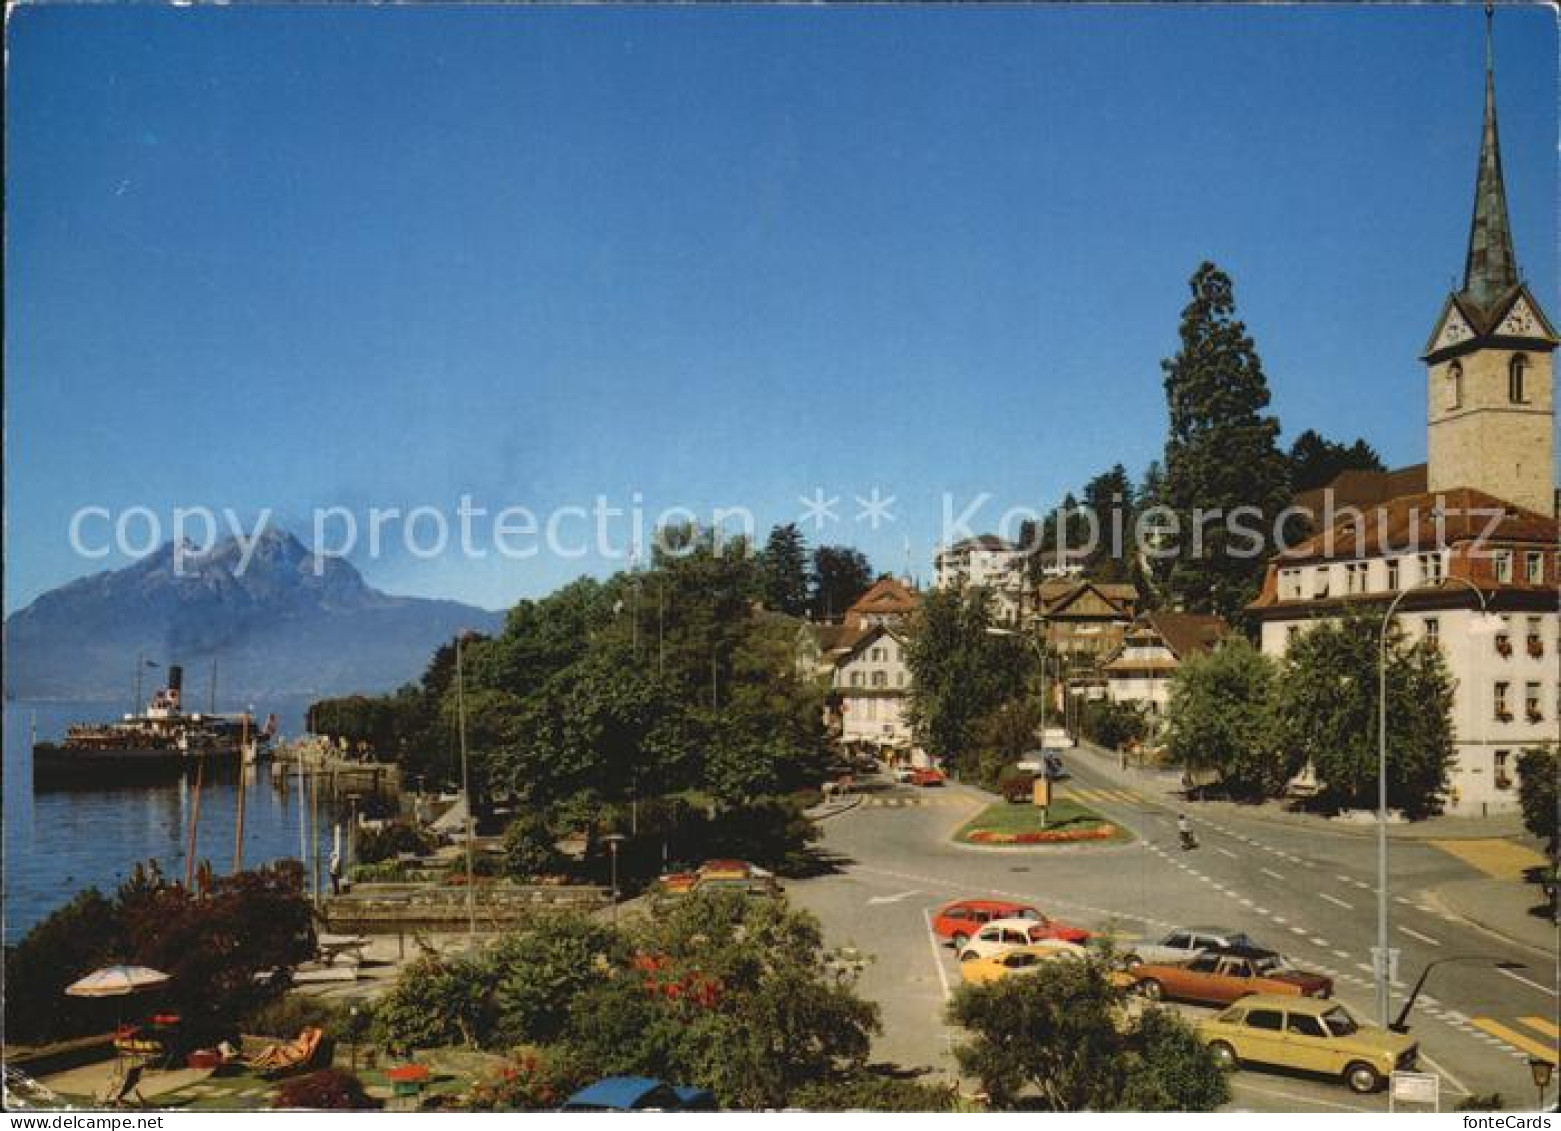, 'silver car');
1122,926,1256,968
